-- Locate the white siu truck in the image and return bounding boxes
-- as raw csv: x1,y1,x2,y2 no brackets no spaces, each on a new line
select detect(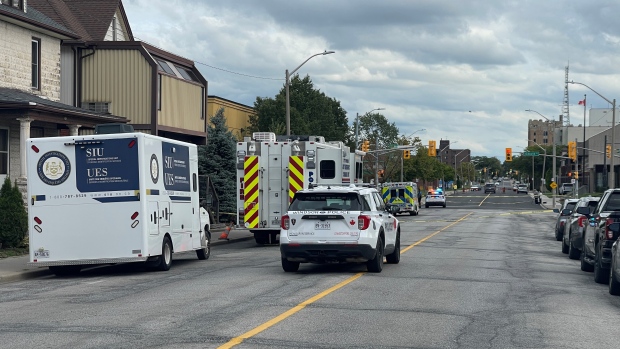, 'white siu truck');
27,128,210,276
